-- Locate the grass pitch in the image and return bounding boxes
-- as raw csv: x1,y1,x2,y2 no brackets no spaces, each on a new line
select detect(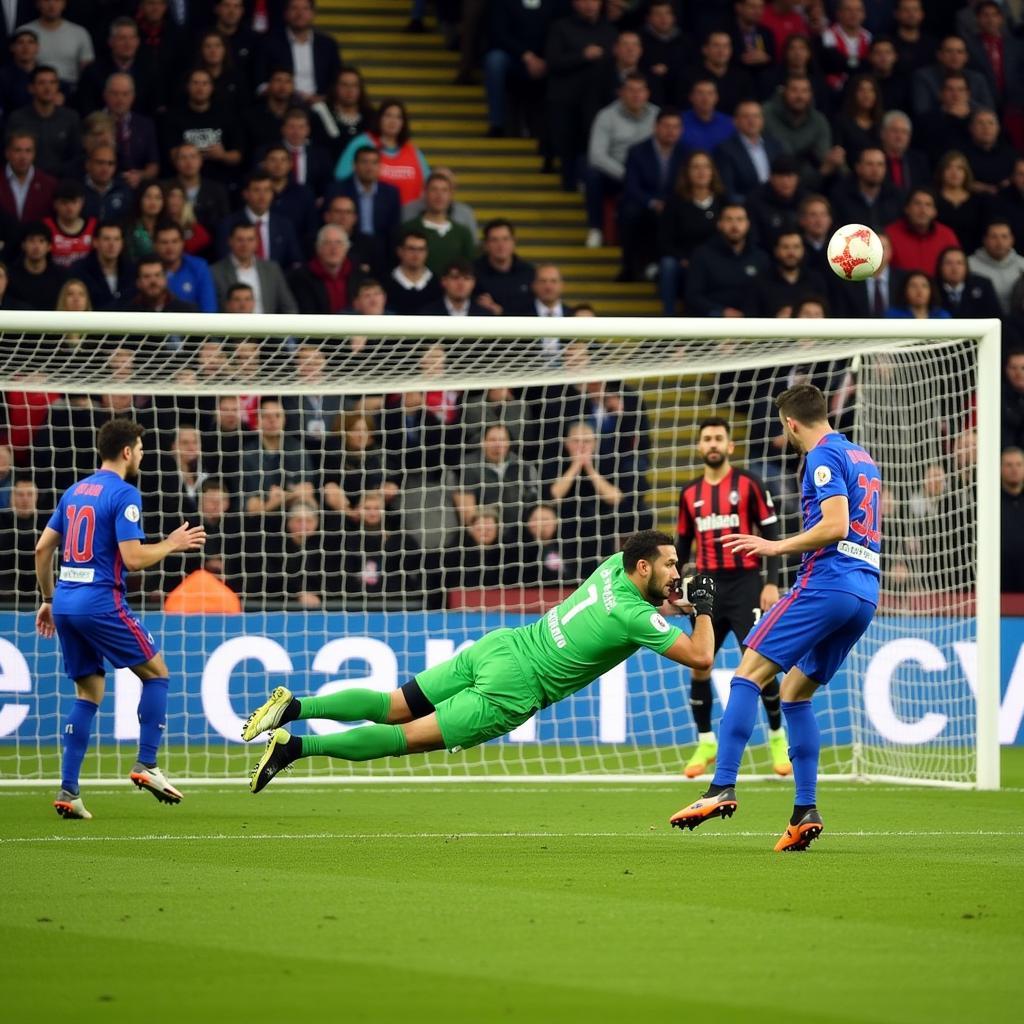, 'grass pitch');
3,752,1023,1024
